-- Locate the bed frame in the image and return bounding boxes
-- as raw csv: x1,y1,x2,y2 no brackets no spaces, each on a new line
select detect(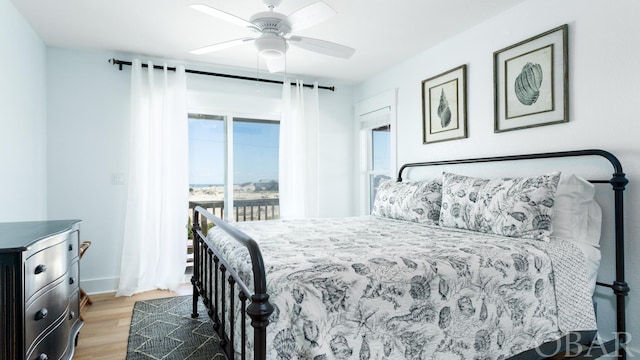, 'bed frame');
190,149,629,360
